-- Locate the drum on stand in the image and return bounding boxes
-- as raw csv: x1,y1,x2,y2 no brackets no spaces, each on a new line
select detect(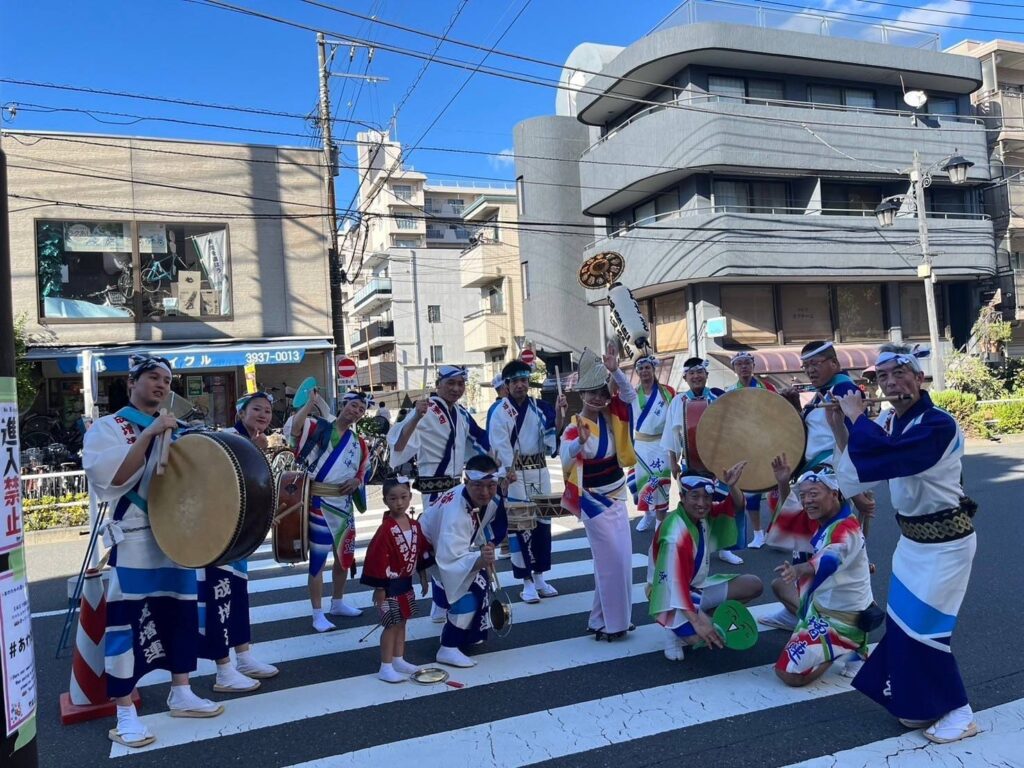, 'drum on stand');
682,398,710,475
149,431,275,568
505,502,538,532
274,471,311,564
695,388,806,492
530,493,572,518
